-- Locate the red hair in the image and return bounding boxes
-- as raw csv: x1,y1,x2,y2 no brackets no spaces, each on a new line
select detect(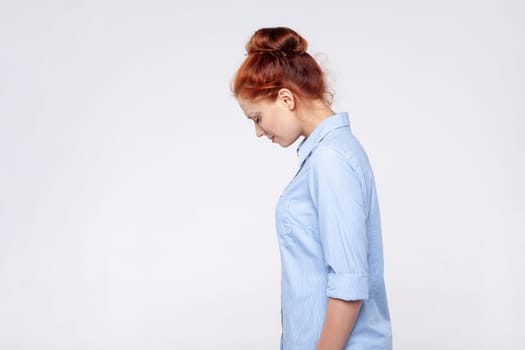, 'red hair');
232,27,330,104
